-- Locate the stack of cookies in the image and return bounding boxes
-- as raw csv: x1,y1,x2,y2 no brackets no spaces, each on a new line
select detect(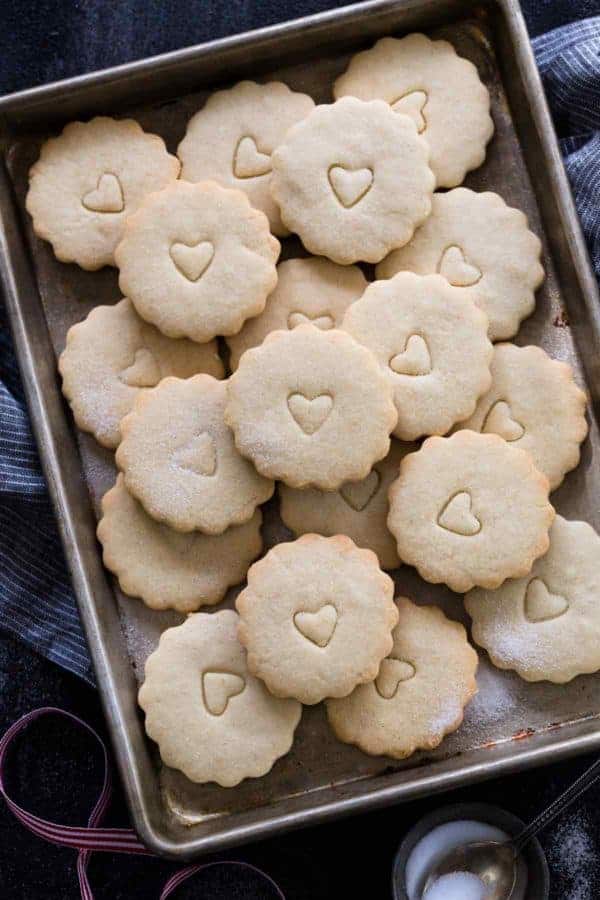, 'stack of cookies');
26,31,596,789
